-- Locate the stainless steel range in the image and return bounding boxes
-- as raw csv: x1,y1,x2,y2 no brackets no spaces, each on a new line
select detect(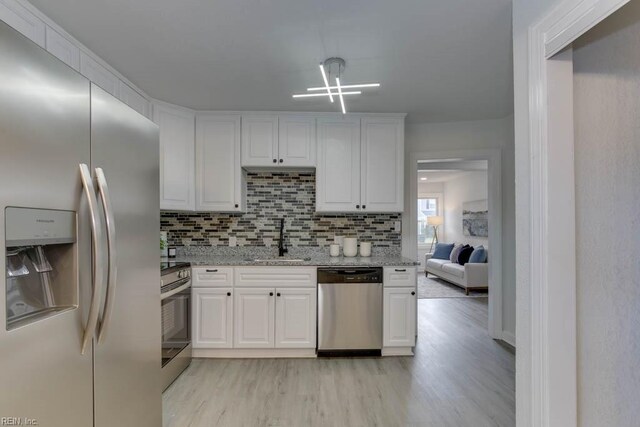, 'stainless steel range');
160,262,192,390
